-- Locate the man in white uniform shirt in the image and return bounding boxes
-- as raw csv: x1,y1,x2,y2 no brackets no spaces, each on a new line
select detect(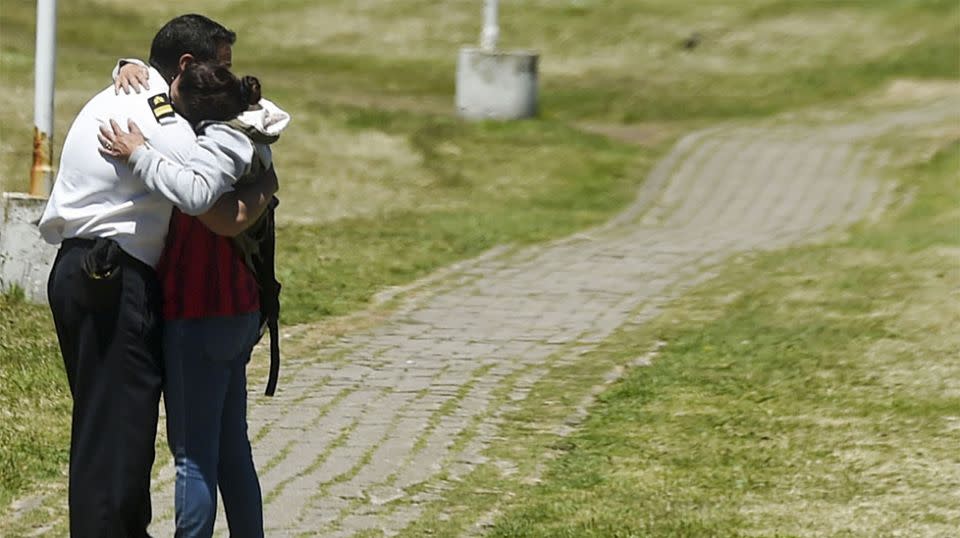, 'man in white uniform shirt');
38,14,277,537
